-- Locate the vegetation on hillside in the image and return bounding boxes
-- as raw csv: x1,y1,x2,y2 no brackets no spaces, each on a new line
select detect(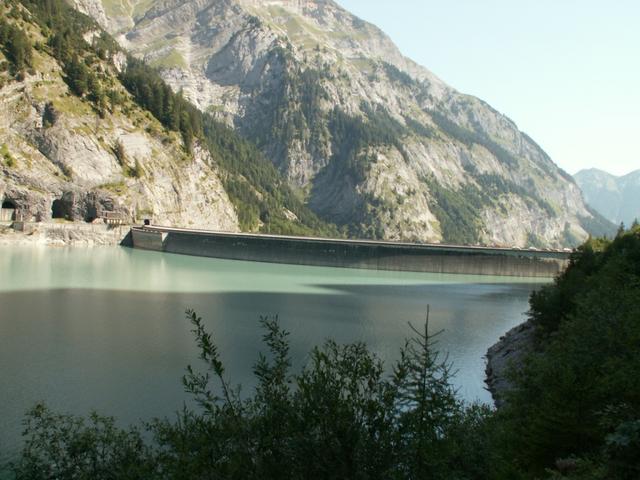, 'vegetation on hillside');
496,224,640,478
423,172,557,246
423,176,485,245
250,52,331,169
244,56,421,239
428,109,519,168
579,206,619,240
6,0,338,237
0,16,33,77
6,226,639,479
241,51,505,243
325,104,409,185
